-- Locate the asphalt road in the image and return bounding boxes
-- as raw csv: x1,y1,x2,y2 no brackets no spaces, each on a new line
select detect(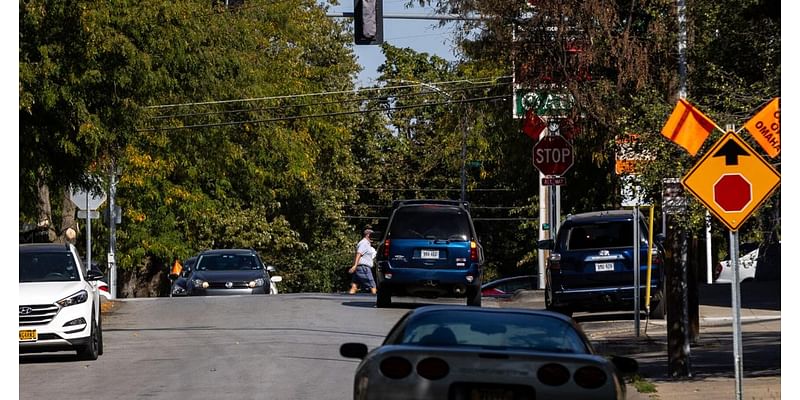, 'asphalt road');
19,284,780,400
